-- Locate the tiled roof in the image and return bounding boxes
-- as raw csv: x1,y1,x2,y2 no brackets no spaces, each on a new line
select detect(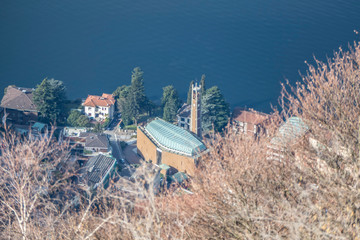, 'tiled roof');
83,94,115,107
144,118,206,156
270,117,309,147
85,154,117,188
177,103,191,118
232,107,269,125
80,132,109,149
0,86,37,112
